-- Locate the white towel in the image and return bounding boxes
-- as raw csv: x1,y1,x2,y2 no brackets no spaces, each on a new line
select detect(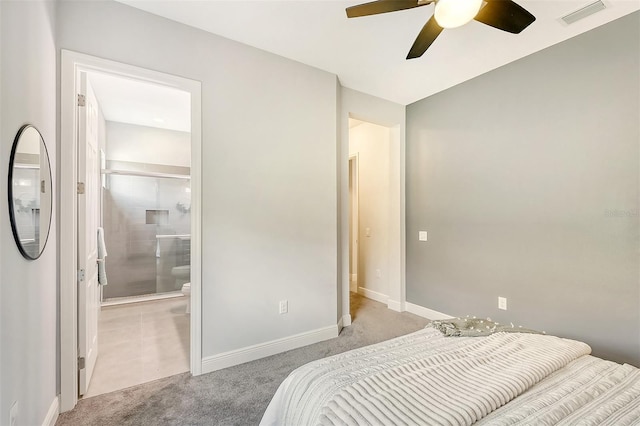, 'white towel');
97,227,108,285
